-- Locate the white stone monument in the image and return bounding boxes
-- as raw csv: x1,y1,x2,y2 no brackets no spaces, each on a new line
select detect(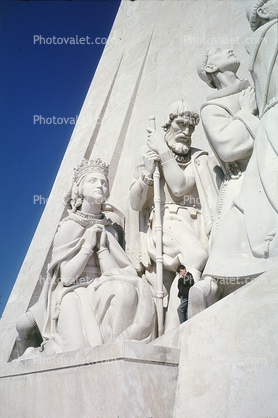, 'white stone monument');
1,1,277,417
